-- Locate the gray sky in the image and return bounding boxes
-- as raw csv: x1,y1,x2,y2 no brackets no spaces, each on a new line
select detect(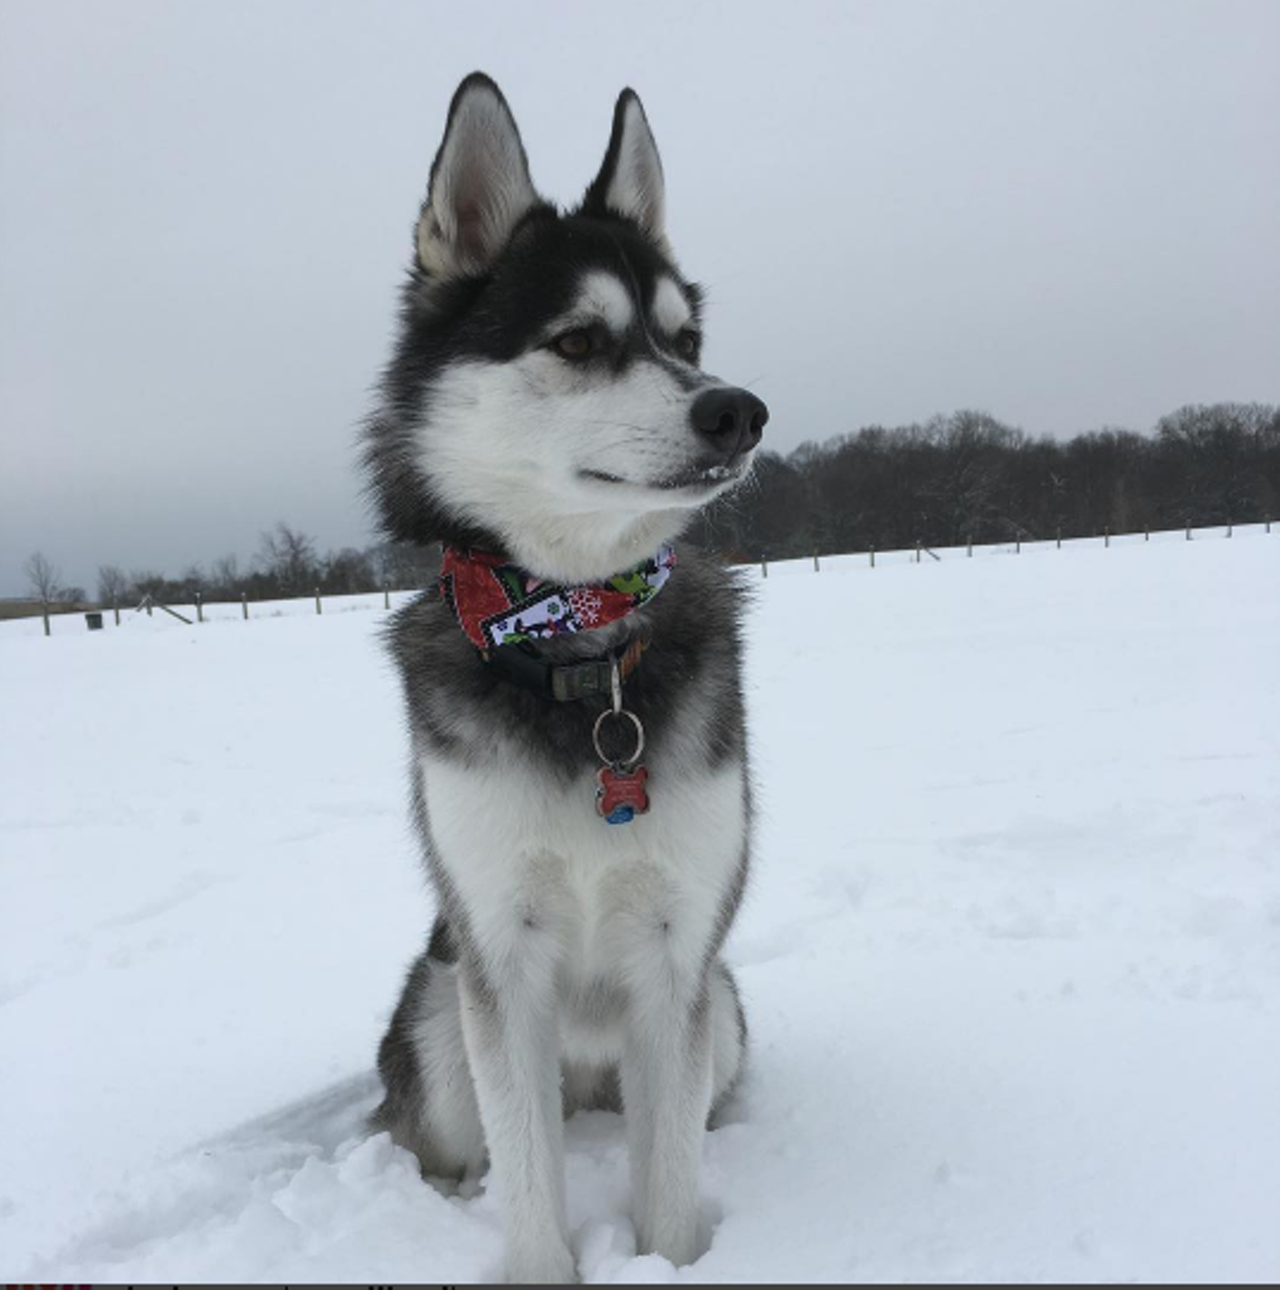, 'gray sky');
2,0,1278,596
